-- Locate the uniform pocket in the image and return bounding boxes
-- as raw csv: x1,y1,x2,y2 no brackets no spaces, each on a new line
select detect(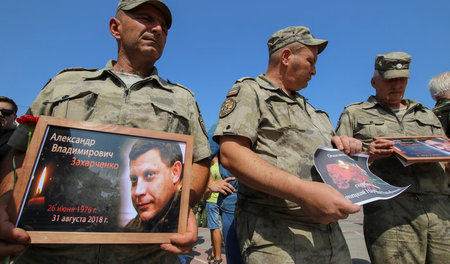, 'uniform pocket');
355,117,385,139
46,91,98,120
151,101,190,134
410,111,442,135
